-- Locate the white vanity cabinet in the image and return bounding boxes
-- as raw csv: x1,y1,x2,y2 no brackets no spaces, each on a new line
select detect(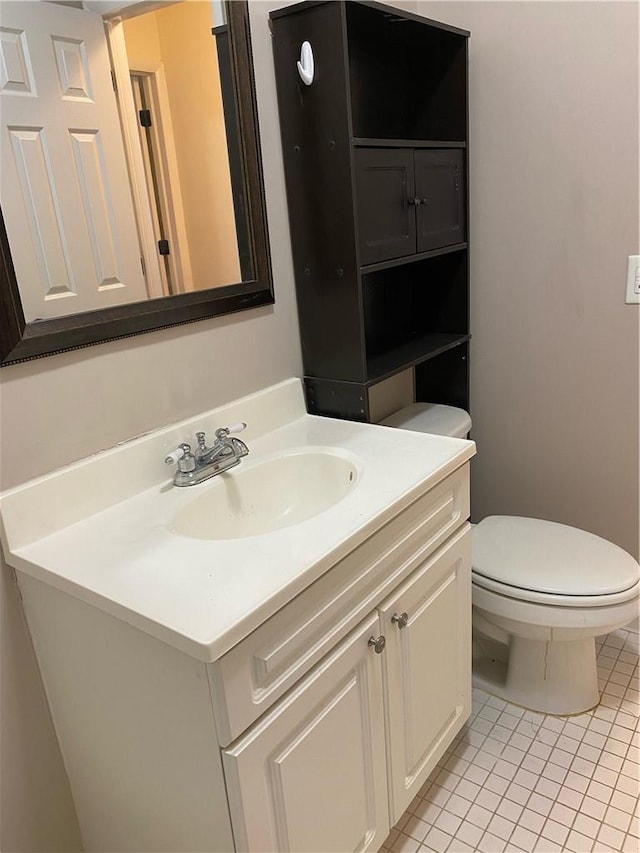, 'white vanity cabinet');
2,378,475,853
221,525,470,852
